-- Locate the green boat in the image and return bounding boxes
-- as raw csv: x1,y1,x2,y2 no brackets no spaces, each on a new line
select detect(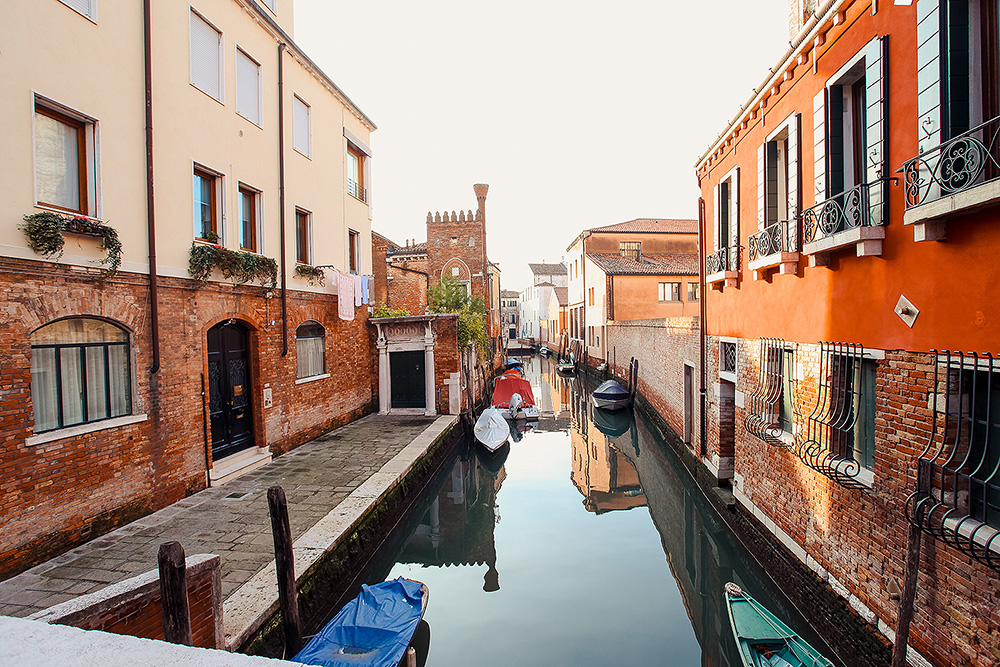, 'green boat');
724,582,834,667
